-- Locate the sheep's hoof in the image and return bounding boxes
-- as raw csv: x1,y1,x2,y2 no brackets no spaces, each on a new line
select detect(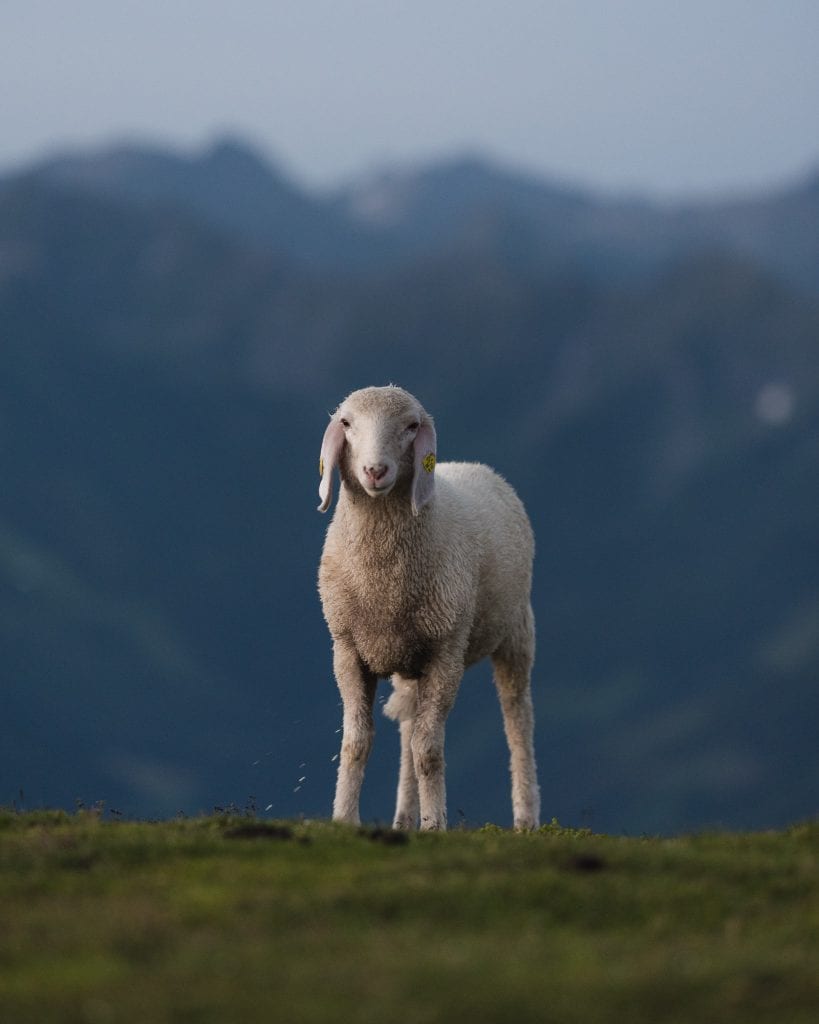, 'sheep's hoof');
331,811,361,826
